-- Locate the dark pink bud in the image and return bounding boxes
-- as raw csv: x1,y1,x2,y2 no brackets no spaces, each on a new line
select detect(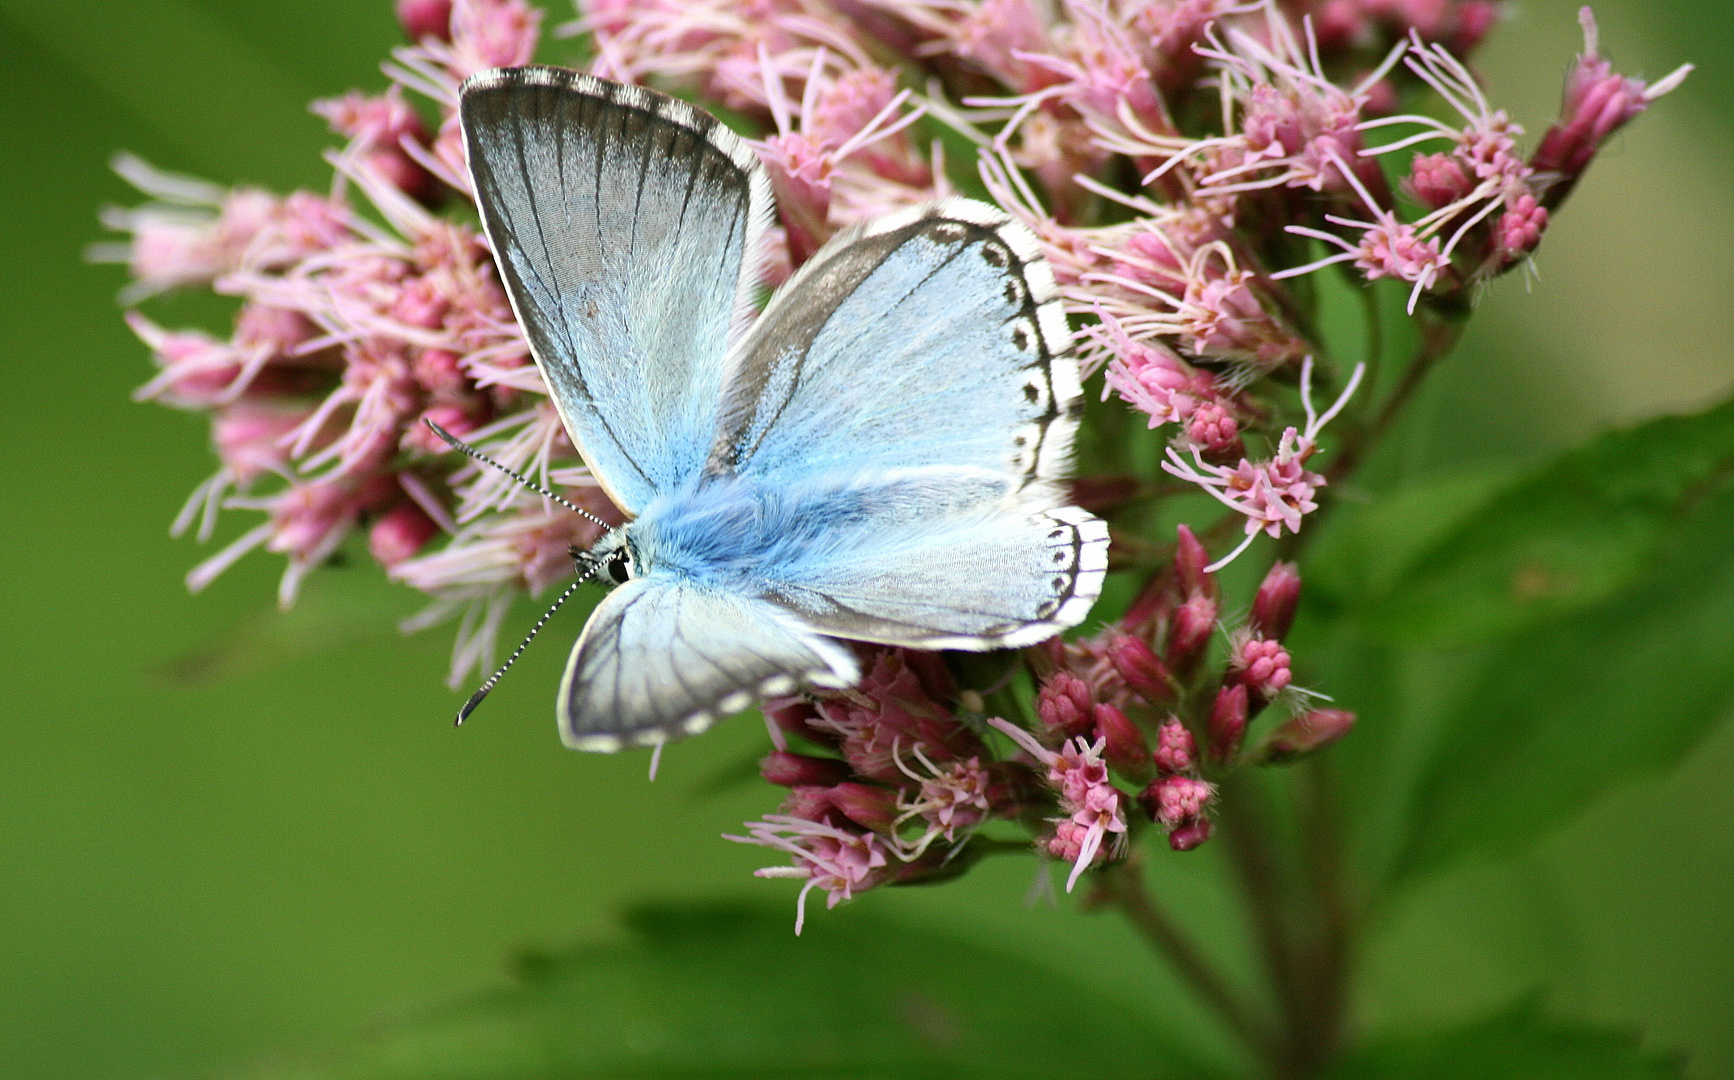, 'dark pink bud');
1138,774,1214,827
825,782,901,833
1450,1,1500,54
1403,153,1473,211
1094,704,1152,783
1496,194,1548,259
1249,561,1302,641
1168,818,1214,851
759,751,852,788
1153,720,1195,774
1208,684,1248,764
1166,594,1217,677
1107,632,1172,707
780,785,836,822
368,500,439,568
1187,401,1240,457
1528,10,1691,209
1256,709,1357,764
900,649,957,704
1233,636,1292,703
396,0,453,41
1036,671,1096,741
1173,524,1216,599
